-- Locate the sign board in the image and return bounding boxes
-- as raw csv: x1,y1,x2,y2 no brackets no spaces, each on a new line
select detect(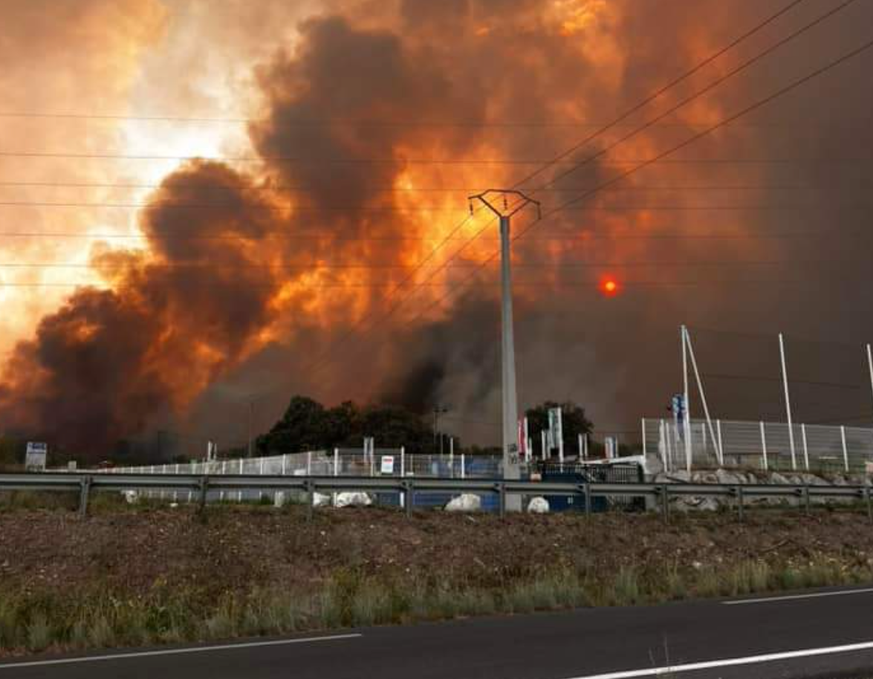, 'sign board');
671,394,686,423
604,436,618,459
25,442,47,471
548,407,563,457
380,455,395,474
